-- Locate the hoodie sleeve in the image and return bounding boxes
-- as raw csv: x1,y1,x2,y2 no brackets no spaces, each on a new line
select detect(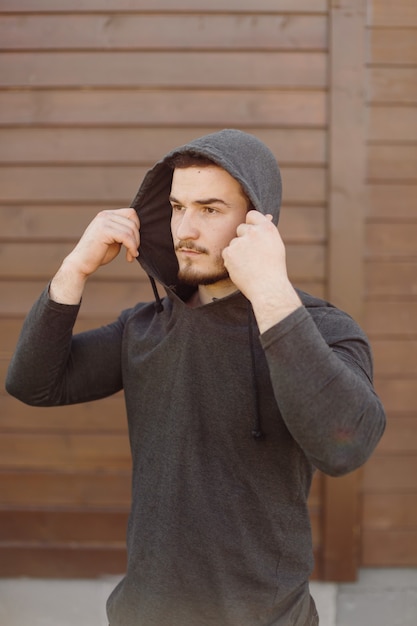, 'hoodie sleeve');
260,305,386,477
5,286,126,406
